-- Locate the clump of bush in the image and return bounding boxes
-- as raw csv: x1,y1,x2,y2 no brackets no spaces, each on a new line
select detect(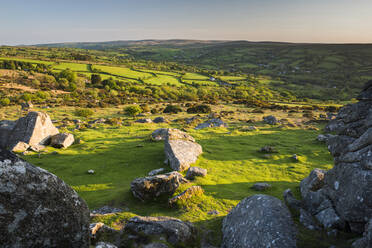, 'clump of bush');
75,108,94,118
140,104,150,113
0,98,10,106
187,104,211,114
124,105,142,117
163,105,182,114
